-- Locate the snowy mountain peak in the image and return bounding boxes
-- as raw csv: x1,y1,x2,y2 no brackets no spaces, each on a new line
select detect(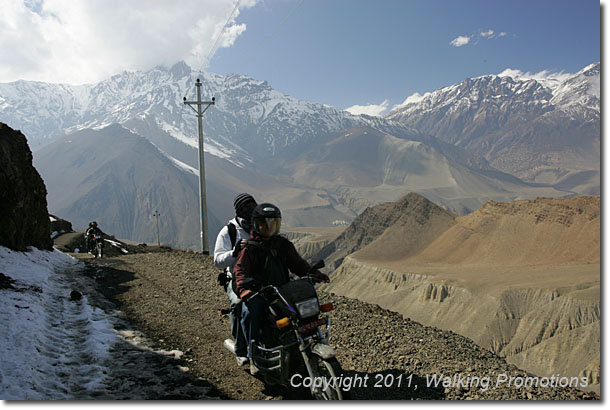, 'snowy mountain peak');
0,63,364,165
387,62,599,121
